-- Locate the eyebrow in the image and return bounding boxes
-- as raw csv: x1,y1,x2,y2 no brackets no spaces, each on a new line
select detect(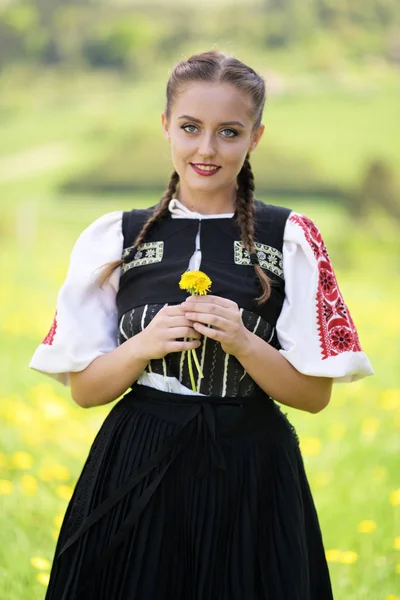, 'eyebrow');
177,115,245,128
